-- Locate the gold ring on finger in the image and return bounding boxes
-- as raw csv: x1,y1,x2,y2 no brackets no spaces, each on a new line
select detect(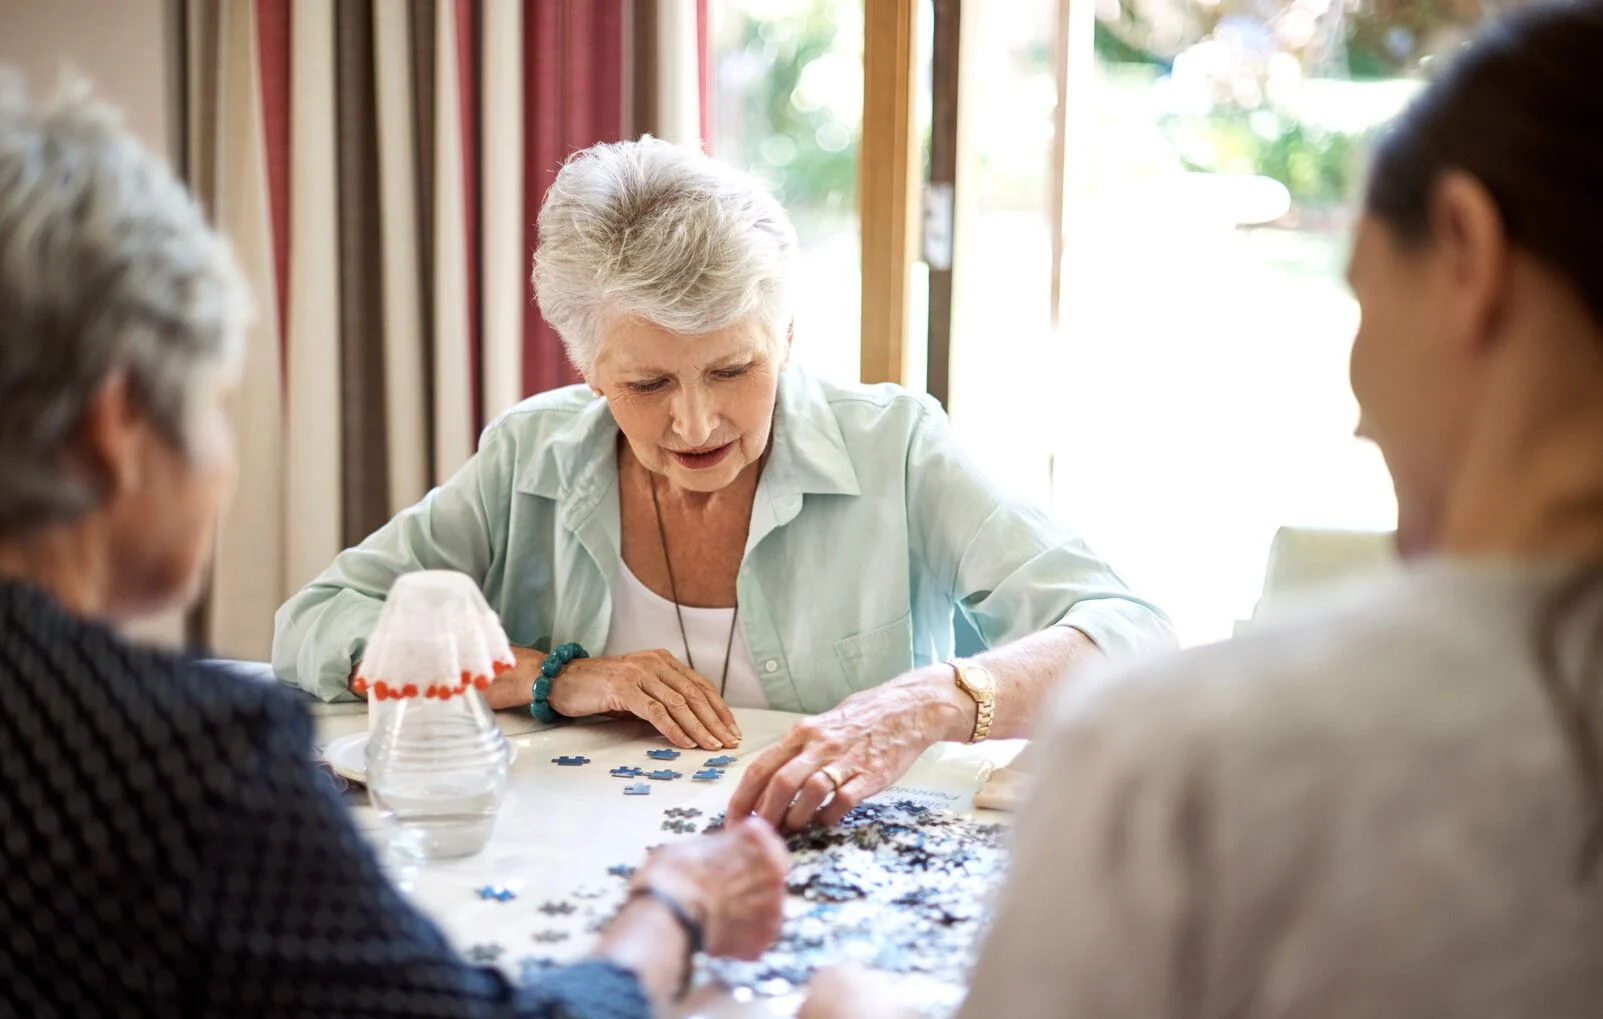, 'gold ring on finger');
819,764,849,790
